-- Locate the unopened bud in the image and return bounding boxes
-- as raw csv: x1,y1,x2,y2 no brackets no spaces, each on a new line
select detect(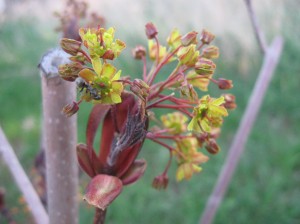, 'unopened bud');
145,22,158,39
200,29,215,45
152,174,169,190
180,84,198,101
177,45,199,67
62,101,79,117
195,58,216,75
60,38,82,56
69,52,87,64
58,62,83,81
205,139,220,154
222,93,236,109
217,78,233,90
202,45,219,59
132,45,146,59
130,79,150,101
181,31,198,46
102,49,115,60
